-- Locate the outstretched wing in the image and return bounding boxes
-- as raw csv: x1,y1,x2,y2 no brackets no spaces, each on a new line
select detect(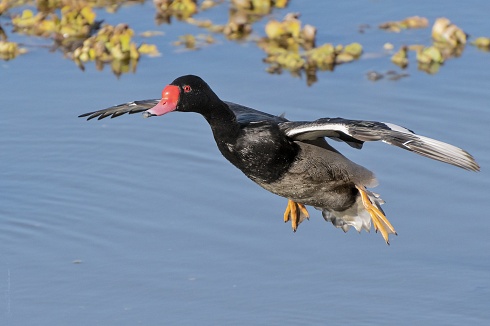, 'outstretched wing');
79,99,160,120
225,101,288,125
281,118,480,172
